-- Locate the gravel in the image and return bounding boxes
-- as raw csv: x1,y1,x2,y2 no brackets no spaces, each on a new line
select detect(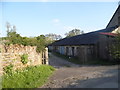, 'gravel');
40,53,119,88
